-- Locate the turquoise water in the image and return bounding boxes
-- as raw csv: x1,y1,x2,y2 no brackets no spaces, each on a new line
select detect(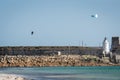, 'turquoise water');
0,66,120,80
